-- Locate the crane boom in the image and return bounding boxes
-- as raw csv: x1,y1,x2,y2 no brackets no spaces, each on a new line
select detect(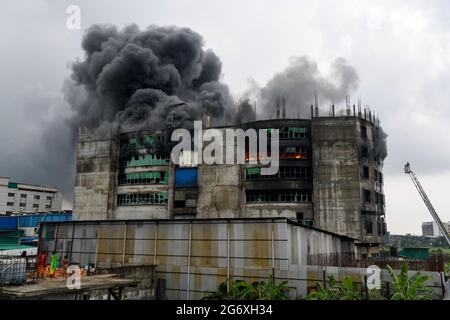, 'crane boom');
404,163,450,246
